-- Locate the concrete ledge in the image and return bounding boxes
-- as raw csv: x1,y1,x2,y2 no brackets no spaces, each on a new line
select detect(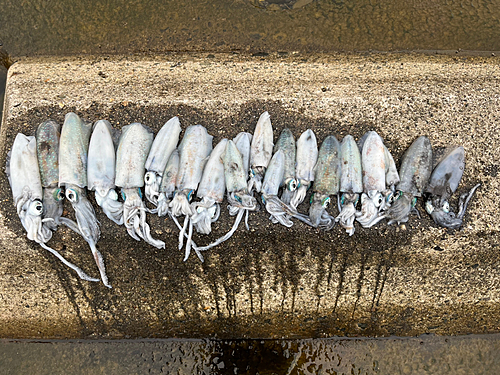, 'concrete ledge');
0,53,499,339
